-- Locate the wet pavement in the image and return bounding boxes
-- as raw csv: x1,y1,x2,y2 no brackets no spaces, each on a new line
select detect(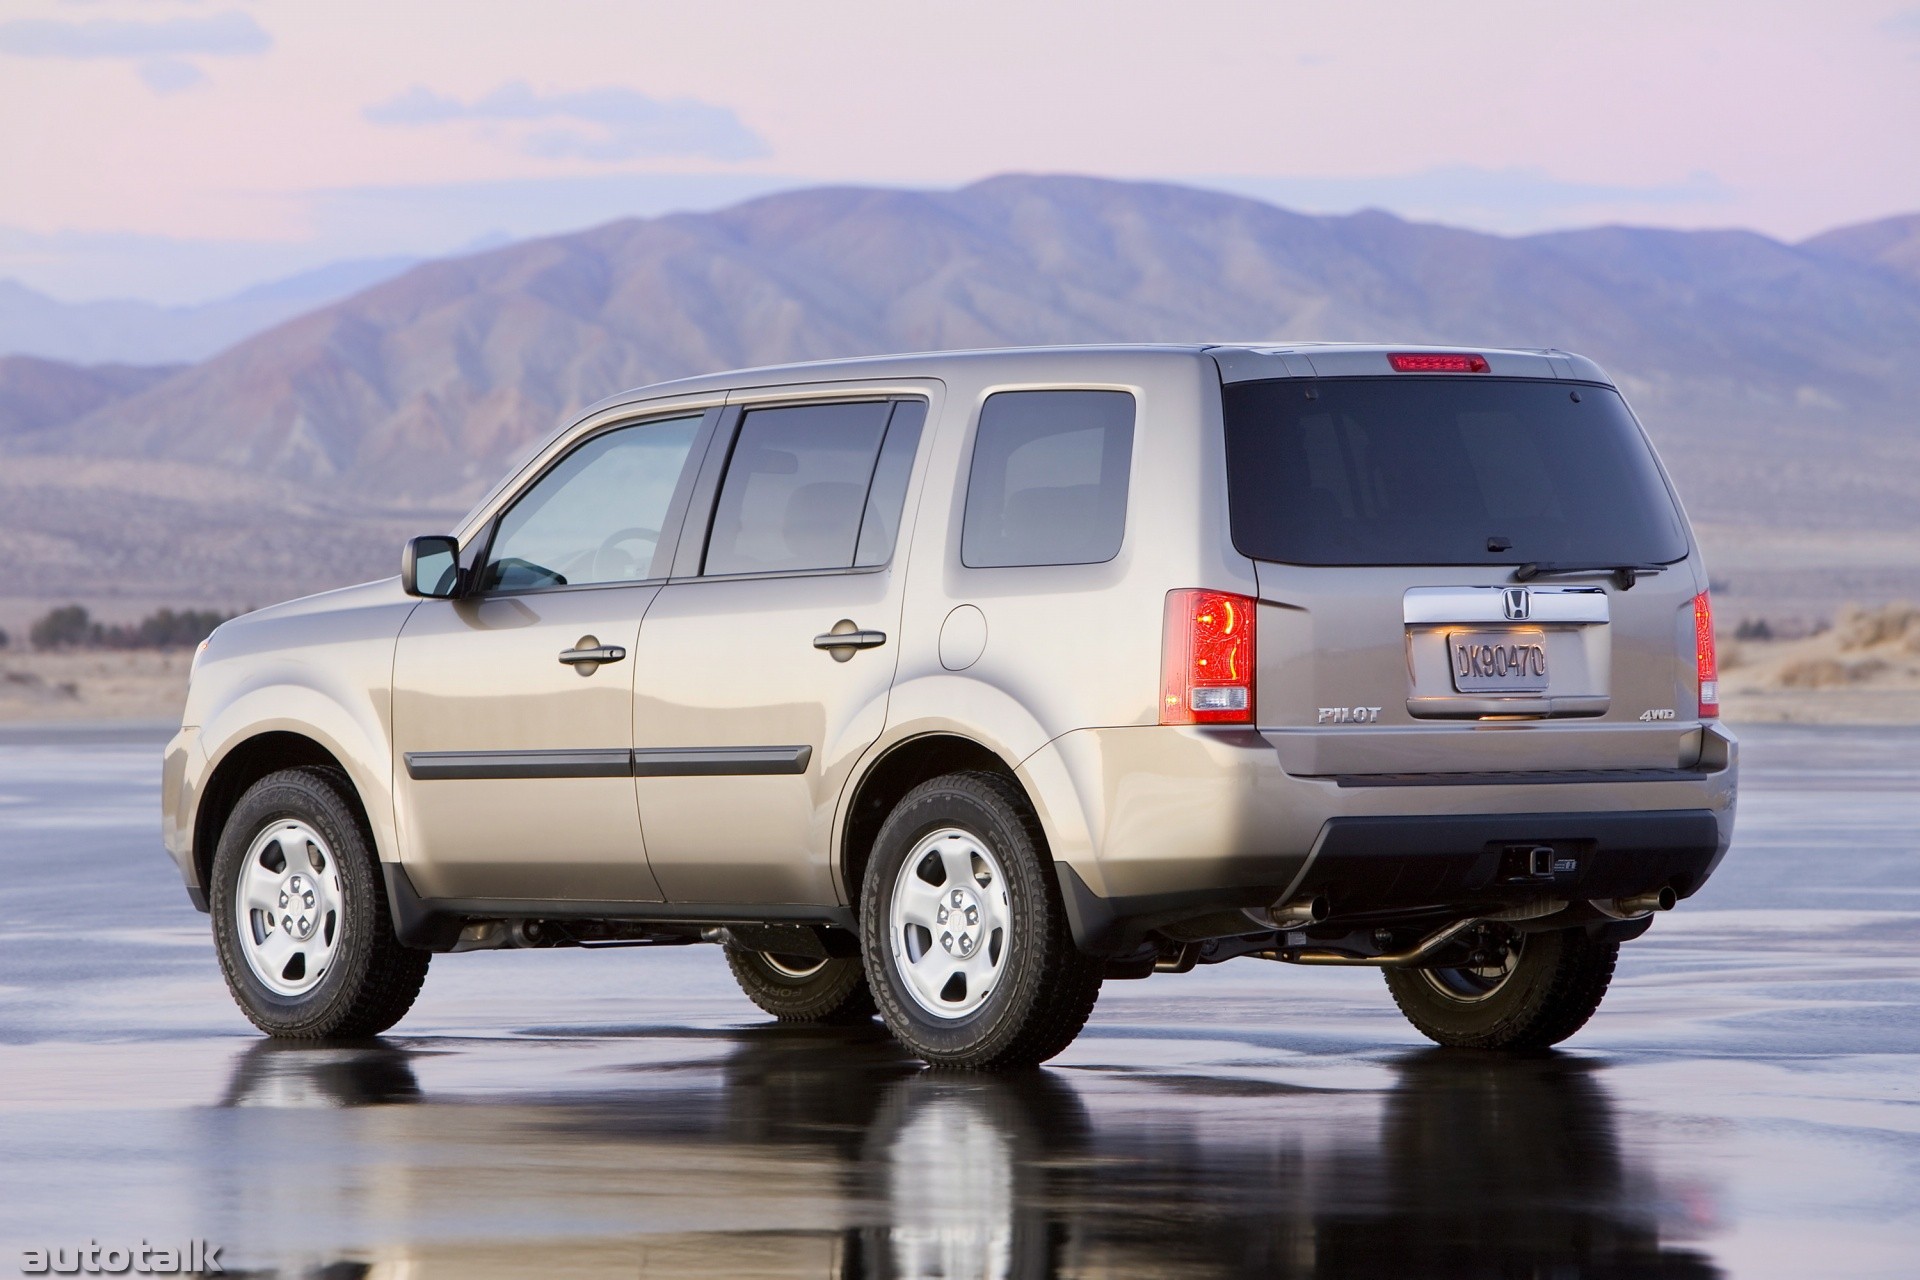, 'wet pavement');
1,722,1916,1279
